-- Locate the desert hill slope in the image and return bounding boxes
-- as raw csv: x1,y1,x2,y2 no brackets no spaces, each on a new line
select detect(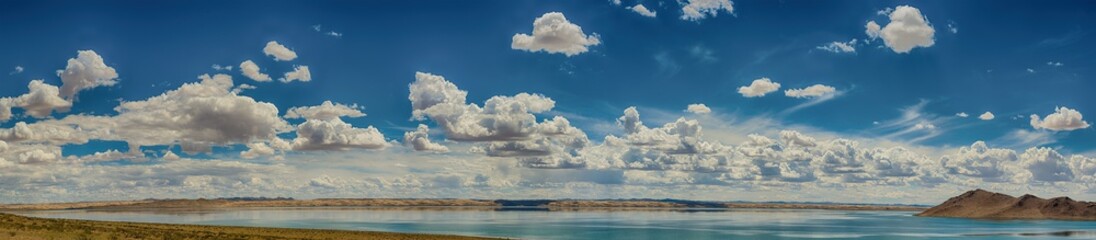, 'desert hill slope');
916,189,1096,220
